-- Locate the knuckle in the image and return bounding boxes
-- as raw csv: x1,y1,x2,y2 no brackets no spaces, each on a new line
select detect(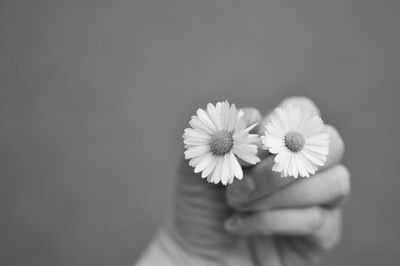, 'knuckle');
335,165,351,196
226,190,244,209
260,212,276,231
319,235,340,251
280,96,320,115
242,107,262,126
326,165,350,201
319,211,342,251
226,194,241,209
325,125,345,159
261,212,272,224
307,207,324,231
225,177,255,209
